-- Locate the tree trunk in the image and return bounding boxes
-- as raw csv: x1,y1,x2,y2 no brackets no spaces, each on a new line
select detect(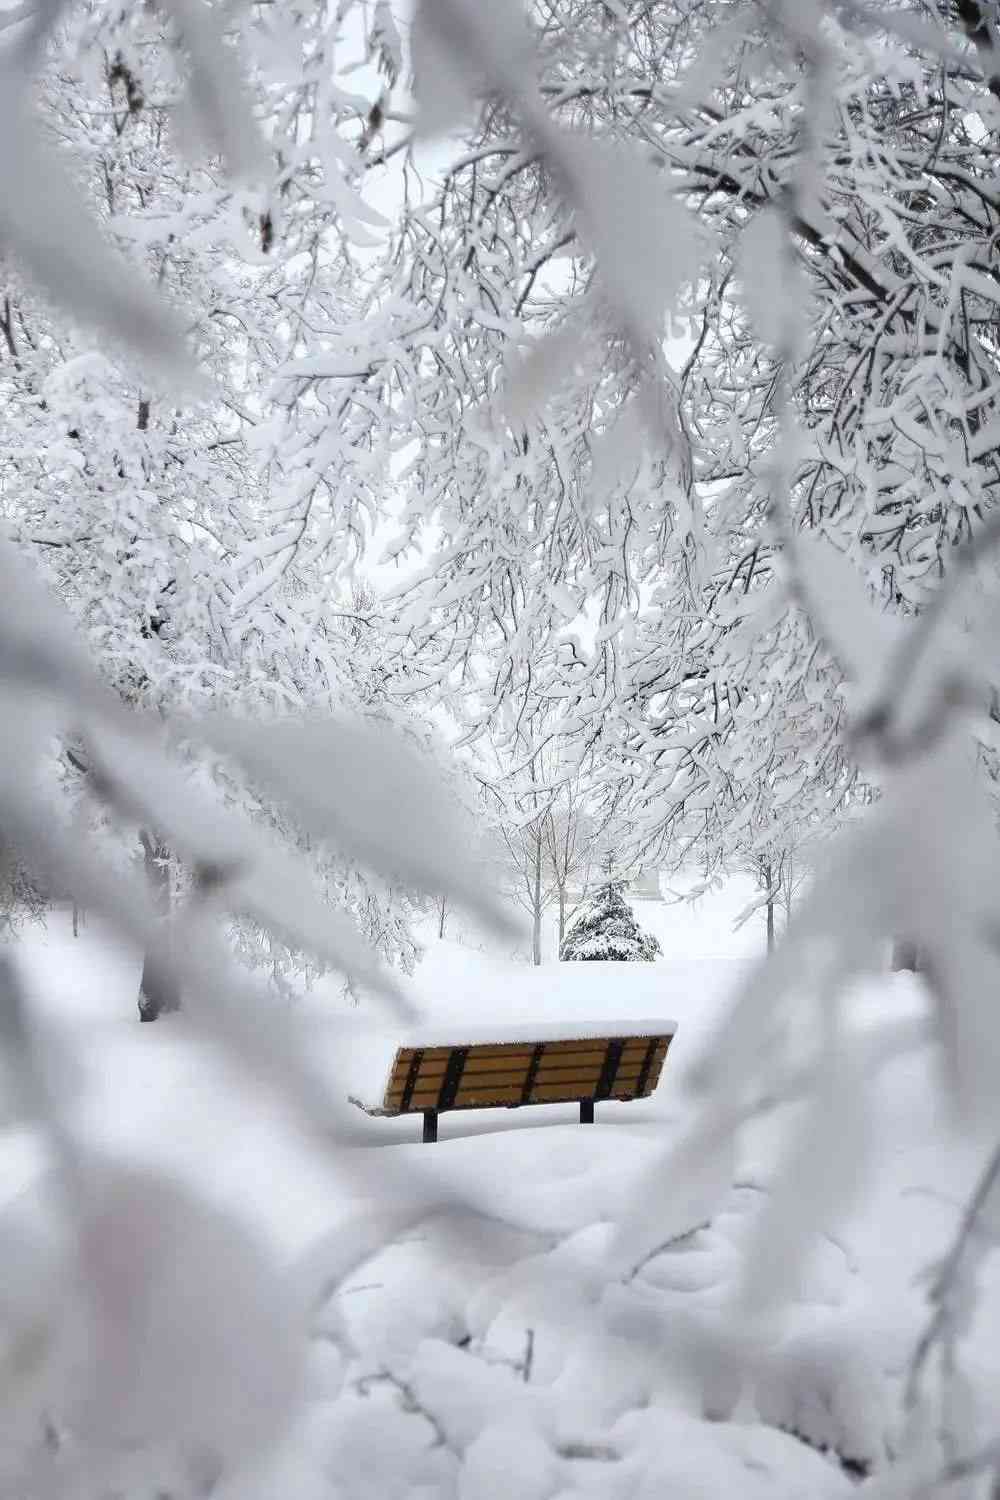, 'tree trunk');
557,883,566,952
137,831,181,1021
437,894,447,940
764,860,775,954
892,938,920,972
531,833,543,966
